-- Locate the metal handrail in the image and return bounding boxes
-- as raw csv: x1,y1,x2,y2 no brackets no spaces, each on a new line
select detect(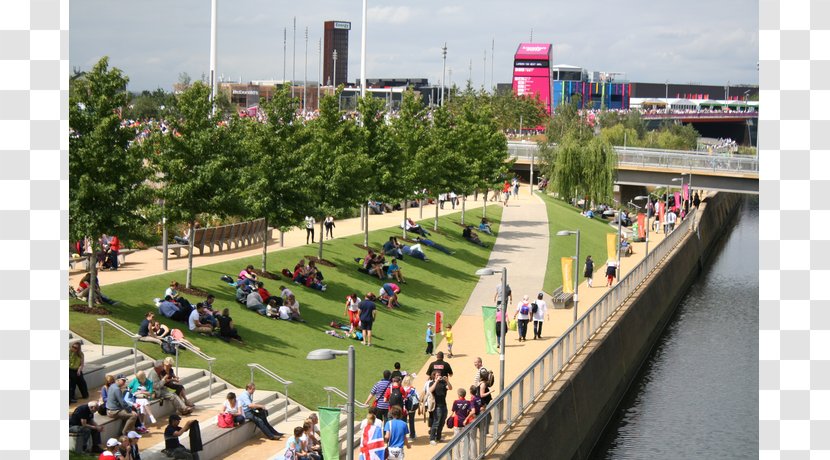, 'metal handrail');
96,318,141,375
434,208,698,459
248,363,294,419
323,386,369,409
172,340,217,398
